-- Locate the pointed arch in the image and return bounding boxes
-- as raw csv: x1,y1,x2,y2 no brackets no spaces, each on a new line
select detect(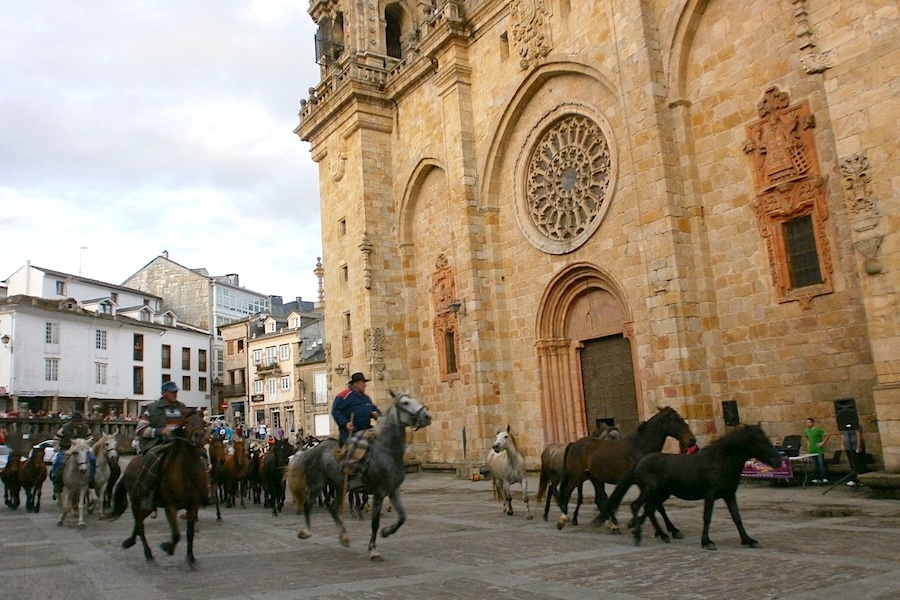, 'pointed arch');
398,158,446,246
